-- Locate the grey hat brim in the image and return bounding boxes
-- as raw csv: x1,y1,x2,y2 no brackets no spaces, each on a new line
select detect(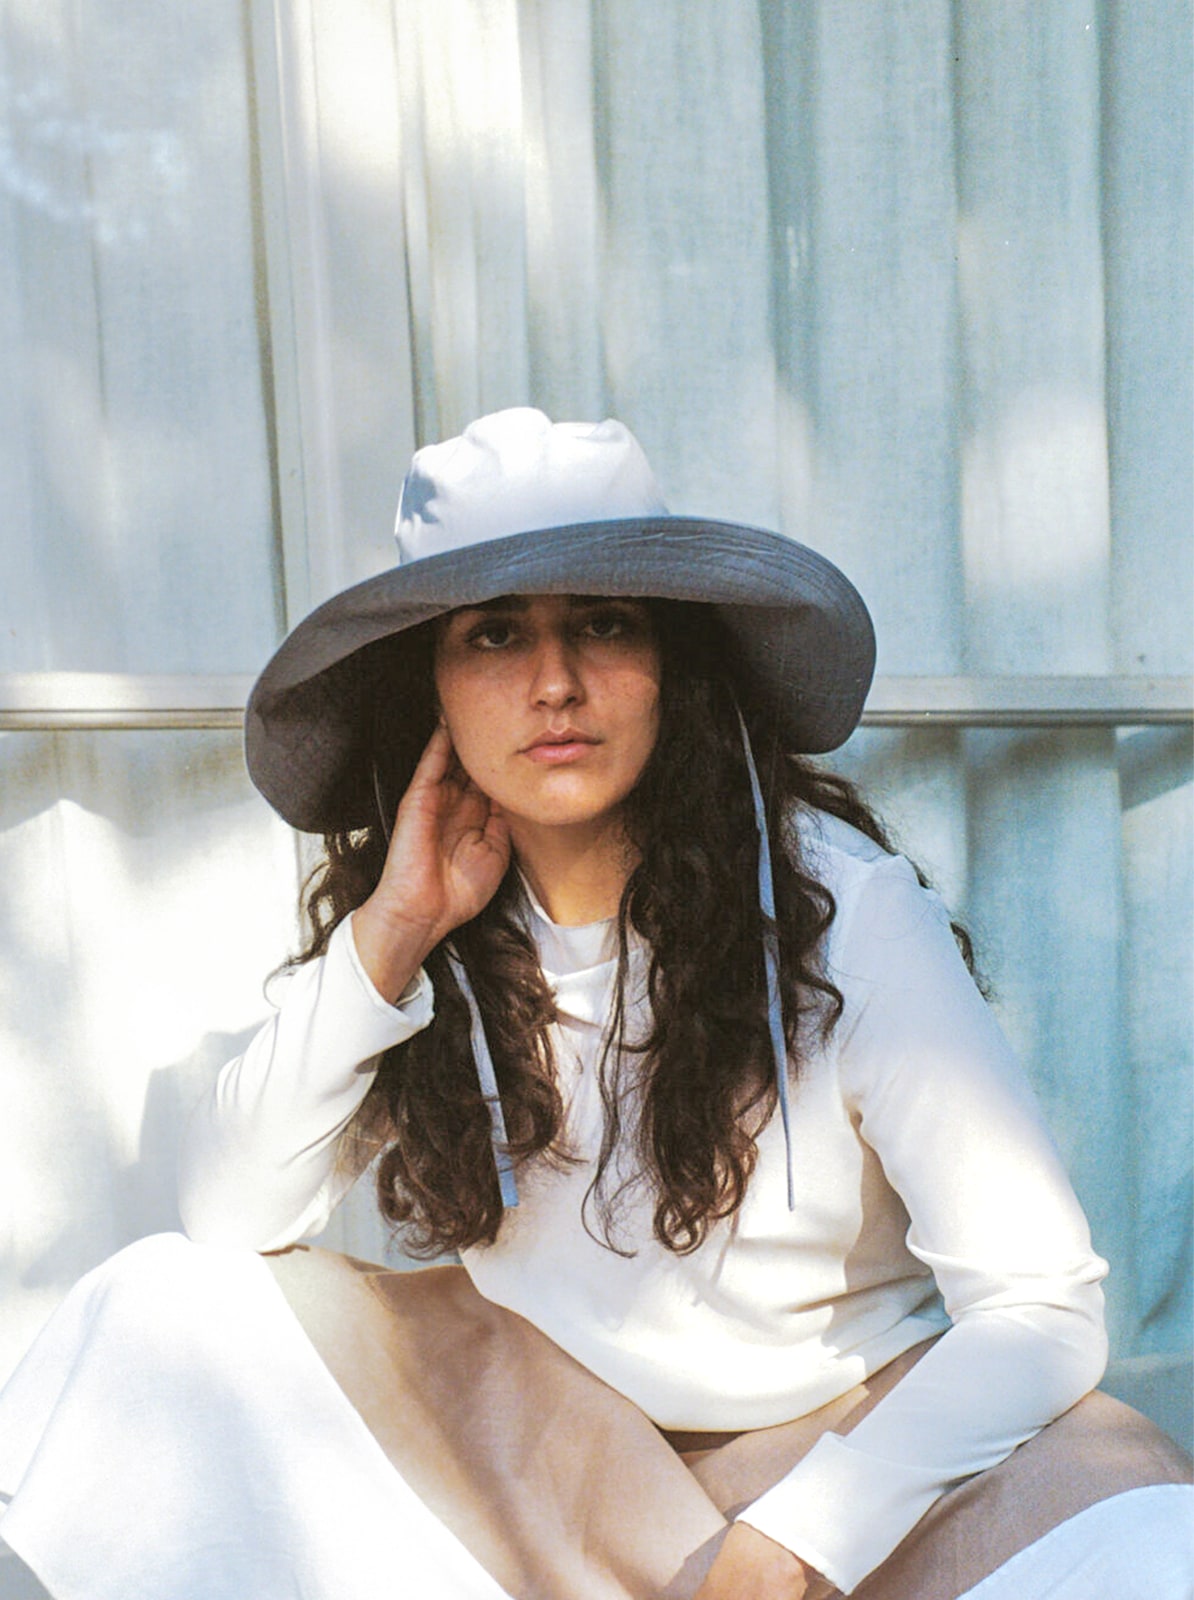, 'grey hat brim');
246,517,875,832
